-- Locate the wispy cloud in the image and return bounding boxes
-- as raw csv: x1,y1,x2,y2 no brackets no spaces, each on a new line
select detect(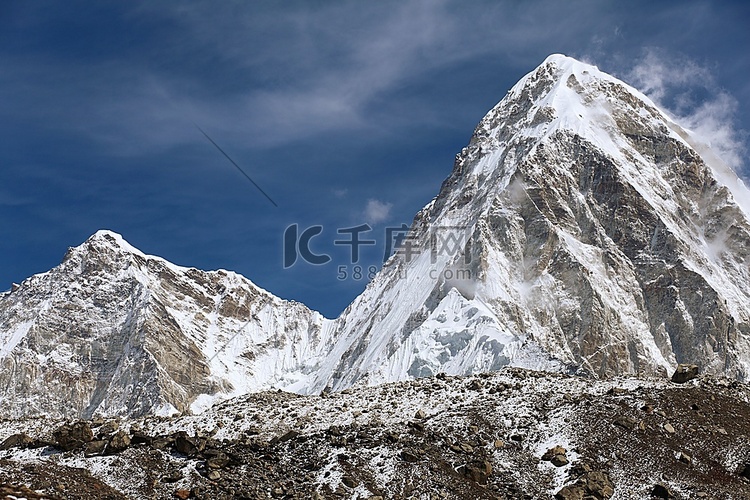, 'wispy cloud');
0,1,621,155
624,49,746,171
363,199,392,224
